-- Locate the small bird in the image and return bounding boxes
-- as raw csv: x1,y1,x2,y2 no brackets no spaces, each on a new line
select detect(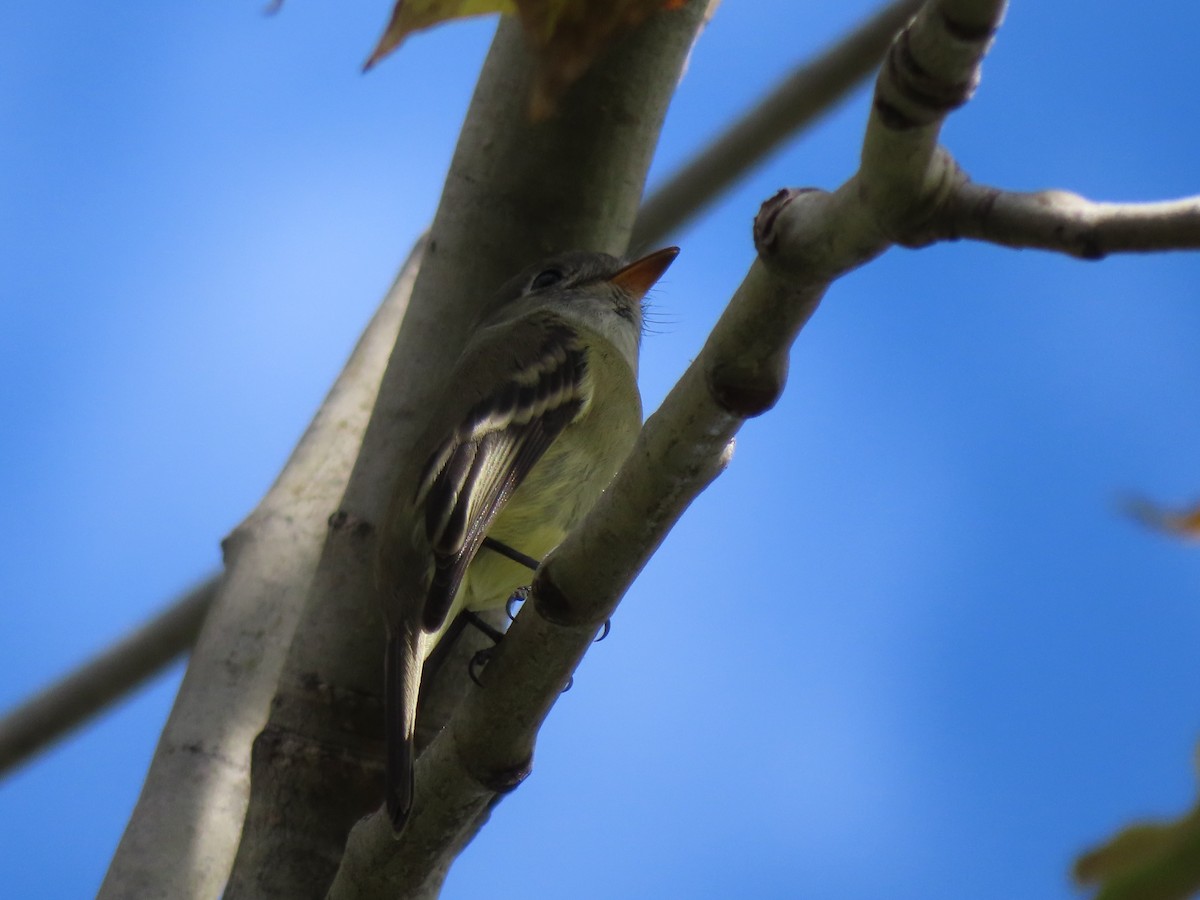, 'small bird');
378,246,679,832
